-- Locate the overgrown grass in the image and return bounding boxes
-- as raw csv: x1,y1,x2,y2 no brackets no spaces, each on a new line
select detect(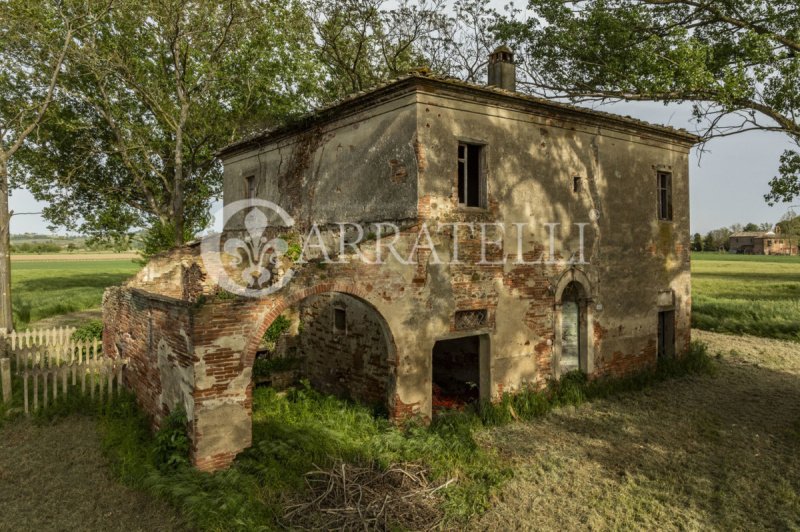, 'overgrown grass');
691,253,800,341
10,259,140,328
68,342,712,530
